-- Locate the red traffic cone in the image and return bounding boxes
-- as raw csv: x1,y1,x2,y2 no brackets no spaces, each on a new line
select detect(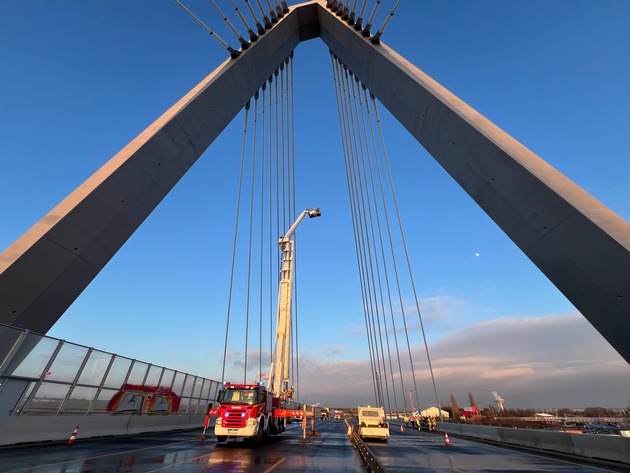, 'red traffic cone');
445,432,451,446
400,424,404,433
67,425,79,445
